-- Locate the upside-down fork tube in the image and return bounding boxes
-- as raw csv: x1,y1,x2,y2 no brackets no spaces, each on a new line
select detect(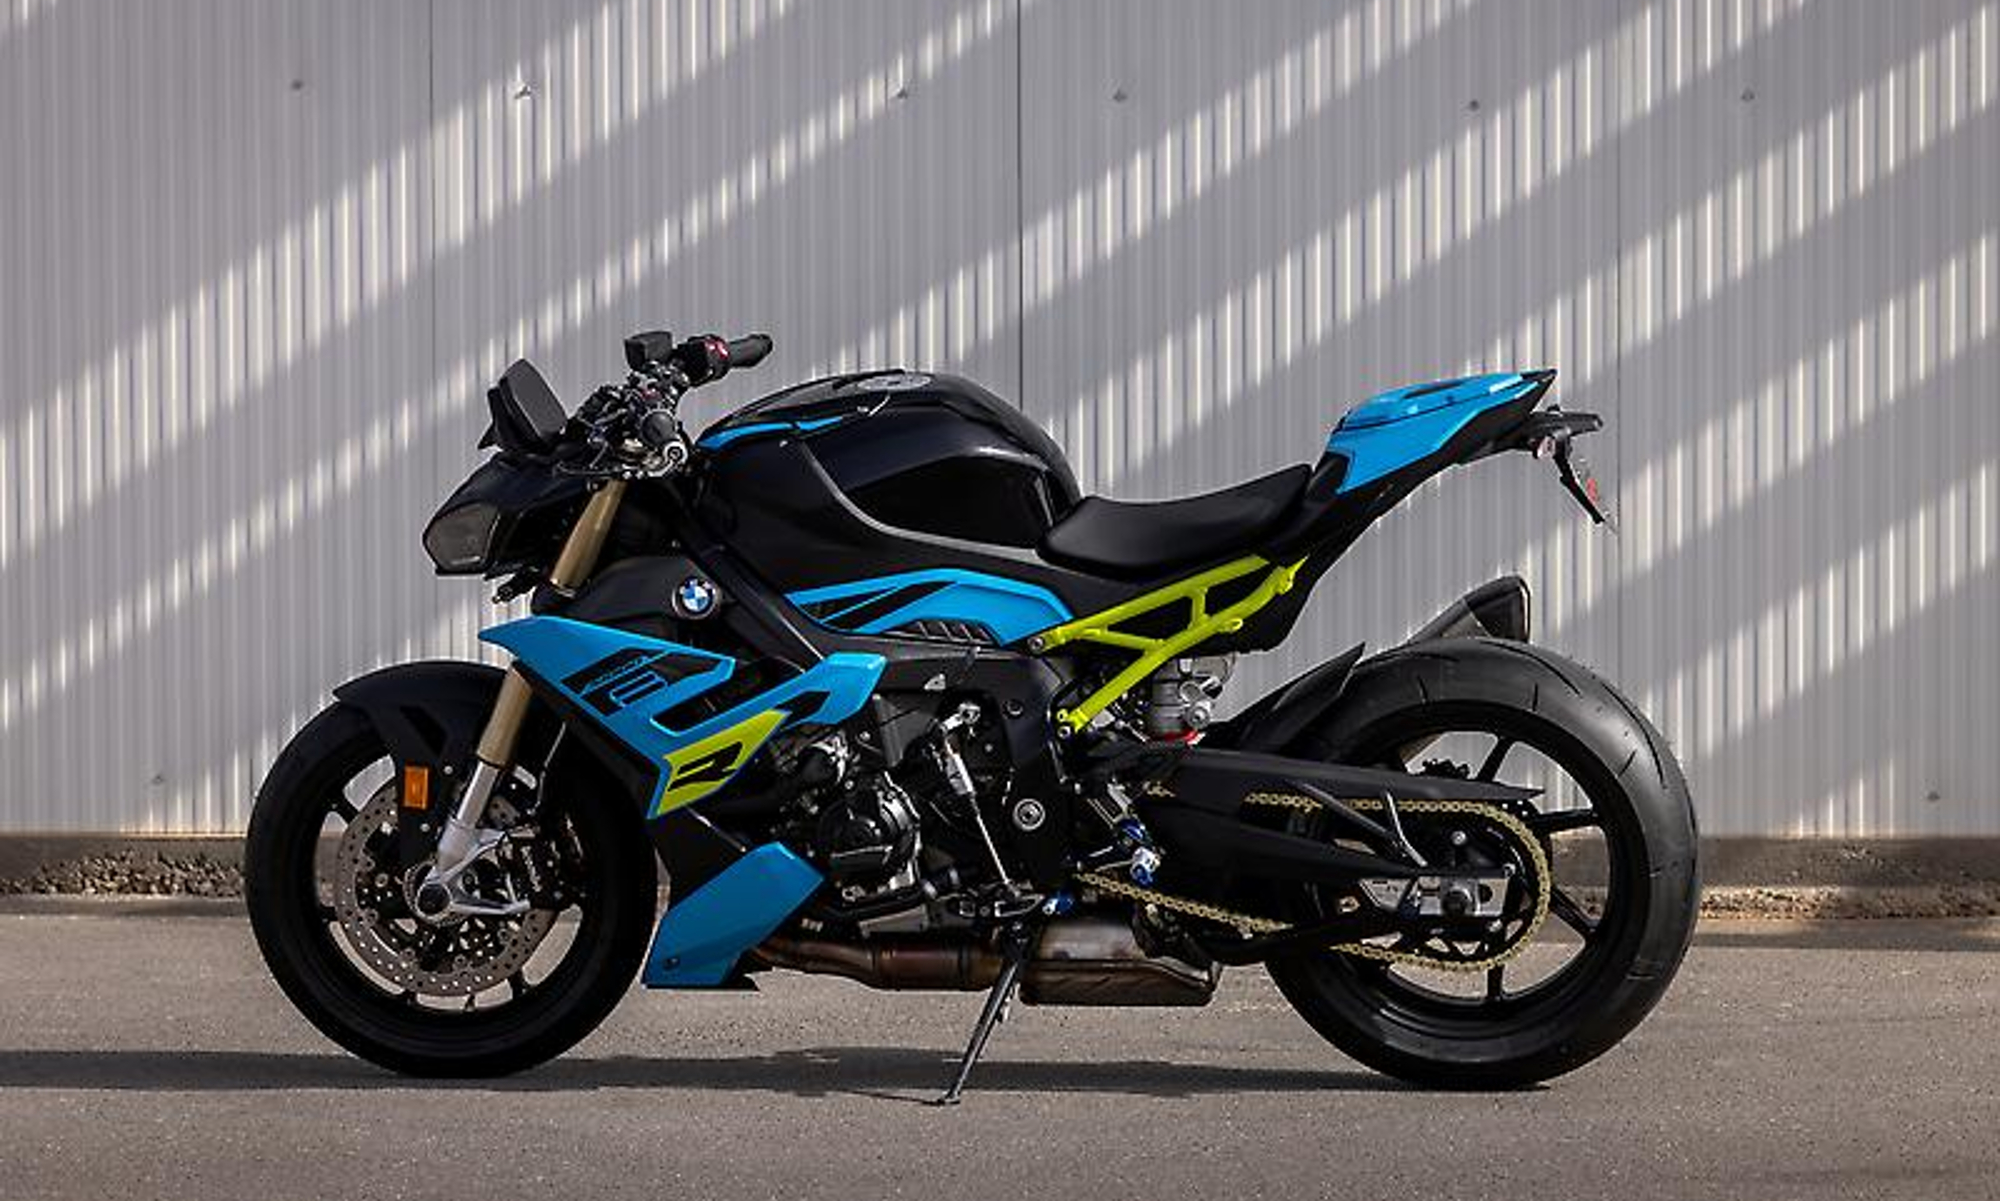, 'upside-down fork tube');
428,481,632,907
